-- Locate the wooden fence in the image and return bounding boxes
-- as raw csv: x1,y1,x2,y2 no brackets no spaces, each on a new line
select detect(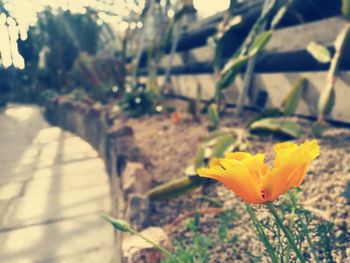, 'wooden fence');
136,0,350,124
